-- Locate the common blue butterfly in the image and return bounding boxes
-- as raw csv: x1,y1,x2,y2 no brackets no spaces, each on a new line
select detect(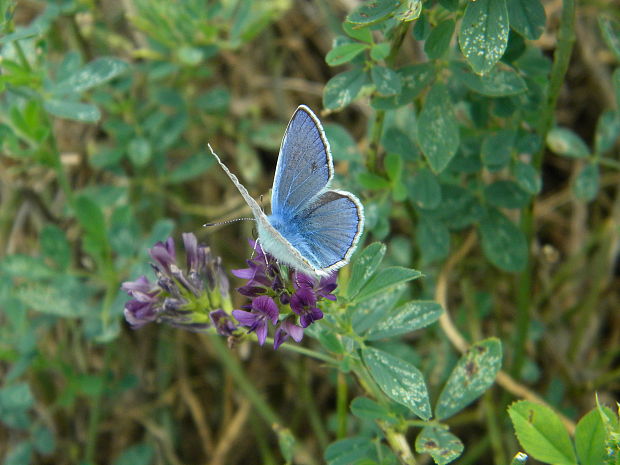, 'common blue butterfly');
209,105,364,278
